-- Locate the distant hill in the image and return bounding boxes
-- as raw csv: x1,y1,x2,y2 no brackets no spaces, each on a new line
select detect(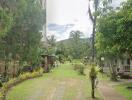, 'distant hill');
56,38,92,47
